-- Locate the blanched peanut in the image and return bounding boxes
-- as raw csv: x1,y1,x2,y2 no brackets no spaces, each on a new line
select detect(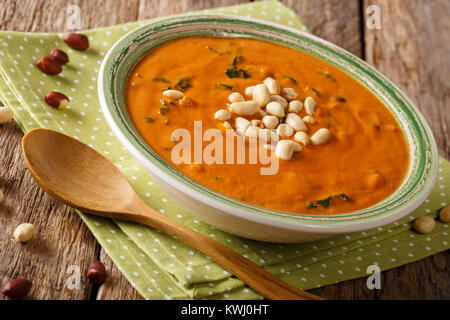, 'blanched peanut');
263,77,281,95
230,101,260,116
414,216,435,234
258,109,267,117
229,92,244,103
303,115,315,124
266,101,285,118
252,84,271,106
439,205,450,223
162,89,184,100
285,113,307,131
13,223,36,243
259,129,272,142
311,128,331,145
0,106,14,124
294,131,310,145
235,117,251,133
245,125,260,139
262,115,279,129
251,119,263,128
292,142,303,152
275,140,300,160
288,100,303,113
281,88,298,100
245,86,255,97
277,124,294,137
269,95,288,109
305,96,316,115
214,109,231,121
